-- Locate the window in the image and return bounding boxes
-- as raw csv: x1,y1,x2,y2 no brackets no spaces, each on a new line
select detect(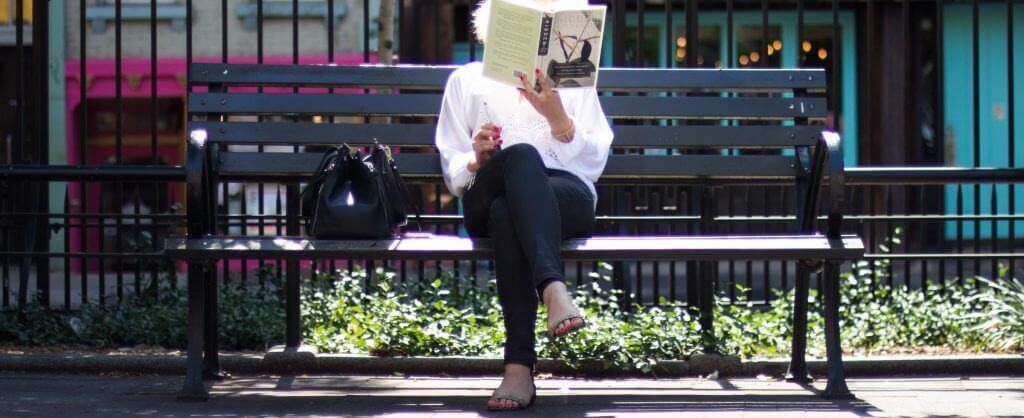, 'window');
0,0,32,25
674,25,722,68
735,25,782,68
625,26,659,67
